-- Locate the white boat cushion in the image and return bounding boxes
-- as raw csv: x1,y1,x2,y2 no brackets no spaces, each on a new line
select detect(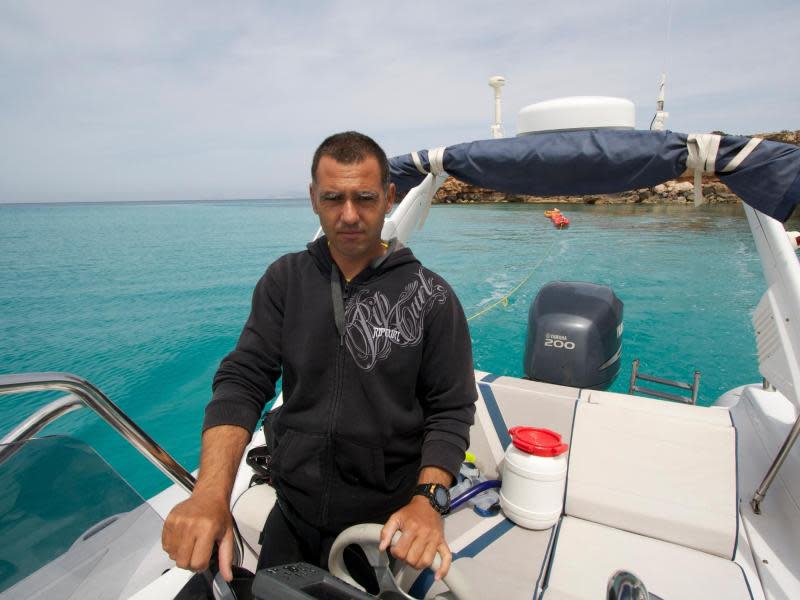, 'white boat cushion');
230,483,277,559
583,389,733,427
566,391,738,558
398,513,558,599
470,374,579,478
477,375,579,440
543,516,753,600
